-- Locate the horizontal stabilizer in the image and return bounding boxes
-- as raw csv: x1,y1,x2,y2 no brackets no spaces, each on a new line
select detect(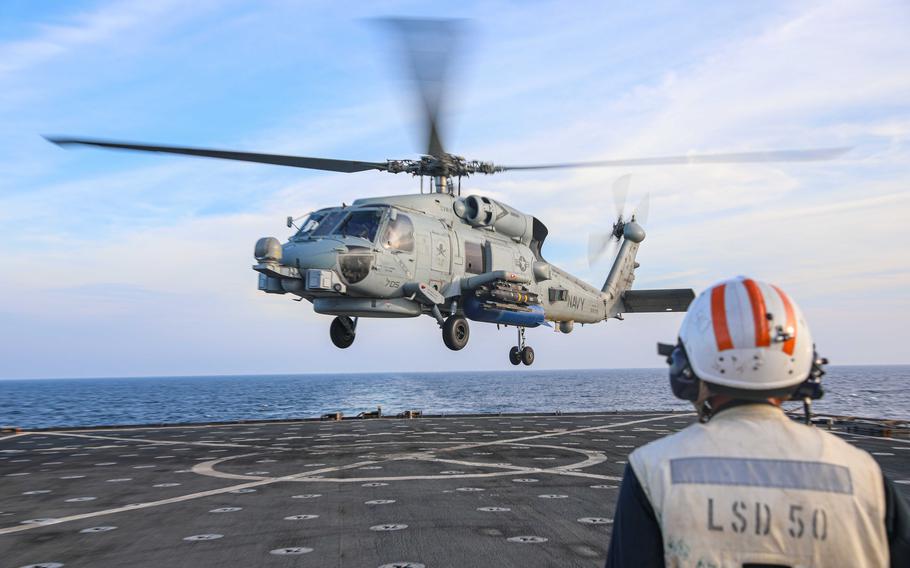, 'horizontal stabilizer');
621,288,695,313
